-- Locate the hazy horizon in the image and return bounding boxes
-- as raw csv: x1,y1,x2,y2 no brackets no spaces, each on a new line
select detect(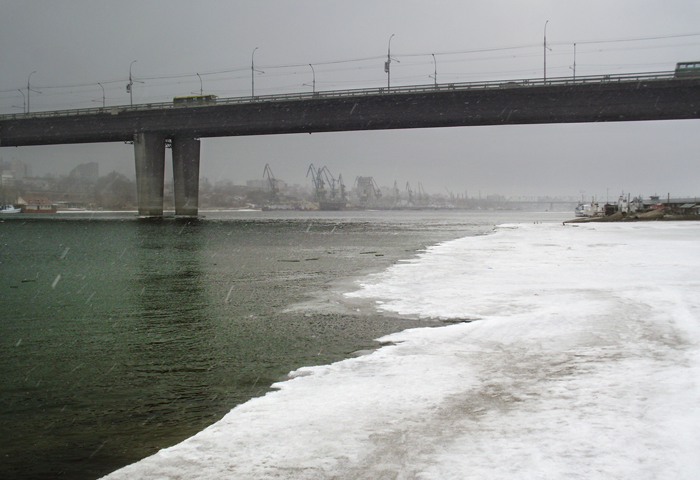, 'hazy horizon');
1,1,699,199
